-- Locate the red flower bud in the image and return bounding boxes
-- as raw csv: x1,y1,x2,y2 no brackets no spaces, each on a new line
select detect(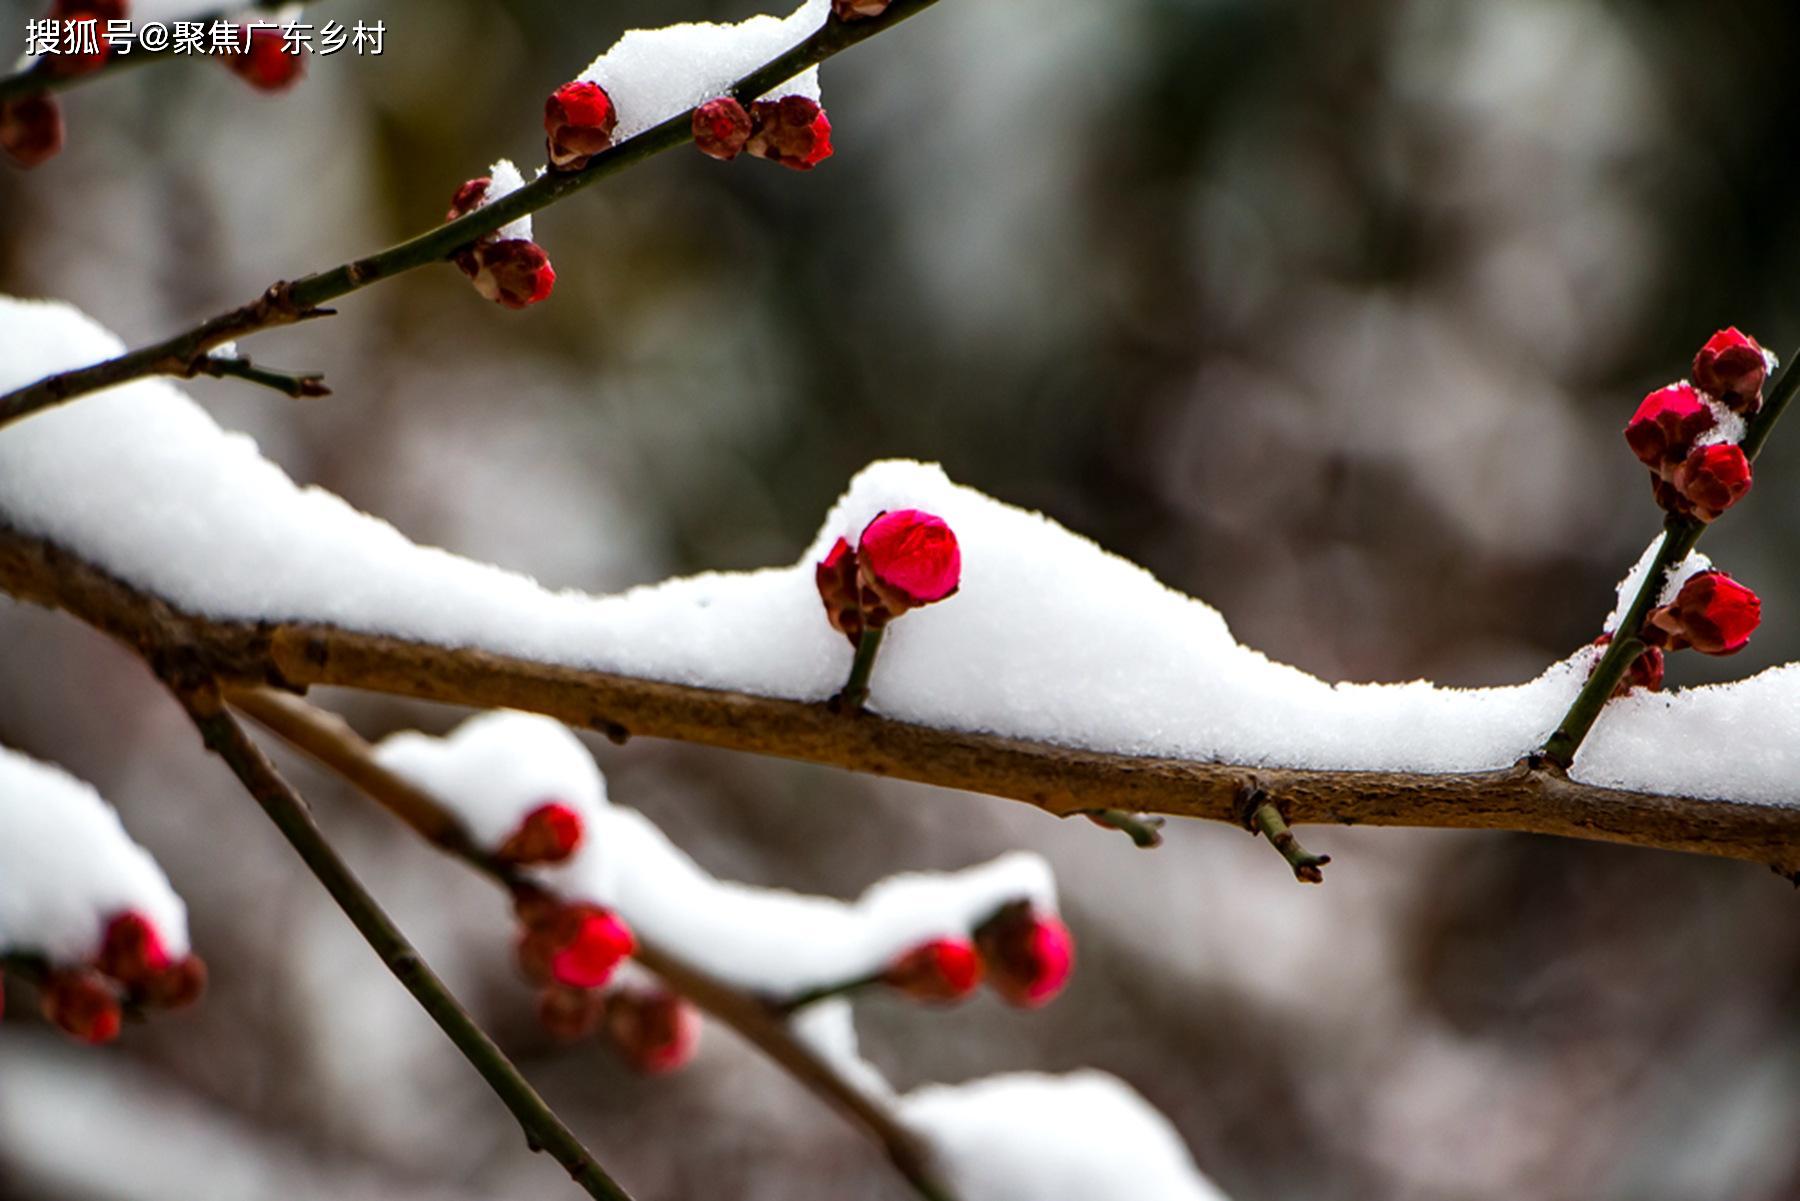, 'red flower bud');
745,96,833,171
692,97,752,161
1590,633,1663,698
537,985,607,1041
226,27,305,92
545,81,617,172
446,177,490,222
602,987,701,1075
975,903,1074,1009
470,239,556,309
41,969,123,1044
856,509,962,624
96,910,171,989
1,93,63,169
140,956,207,1010
497,801,585,866
1693,327,1769,414
832,0,893,17
1670,443,1752,523
816,536,865,645
1646,570,1761,656
518,903,635,990
884,938,983,1003
1625,383,1715,472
